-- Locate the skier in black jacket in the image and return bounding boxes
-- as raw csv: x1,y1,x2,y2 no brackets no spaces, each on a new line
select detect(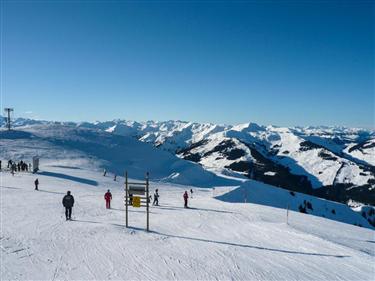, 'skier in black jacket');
34,178,39,190
62,191,75,220
153,189,159,206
